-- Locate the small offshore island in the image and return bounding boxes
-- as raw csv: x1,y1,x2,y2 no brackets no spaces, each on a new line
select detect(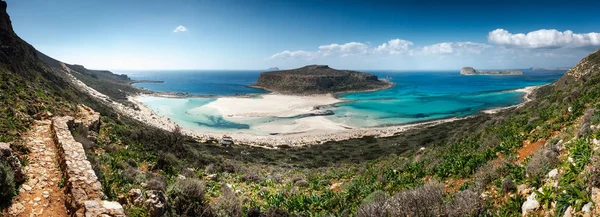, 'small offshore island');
460,66,523,75
252,65,392,94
